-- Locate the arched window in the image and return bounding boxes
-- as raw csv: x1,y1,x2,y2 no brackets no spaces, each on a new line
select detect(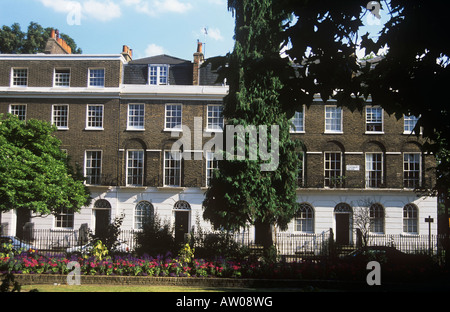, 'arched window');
134,201,154,229
174,200,191,210
295,203,314,233
403,203,418,234
334,203,352,214
370,203,385,233
94,199,111,209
